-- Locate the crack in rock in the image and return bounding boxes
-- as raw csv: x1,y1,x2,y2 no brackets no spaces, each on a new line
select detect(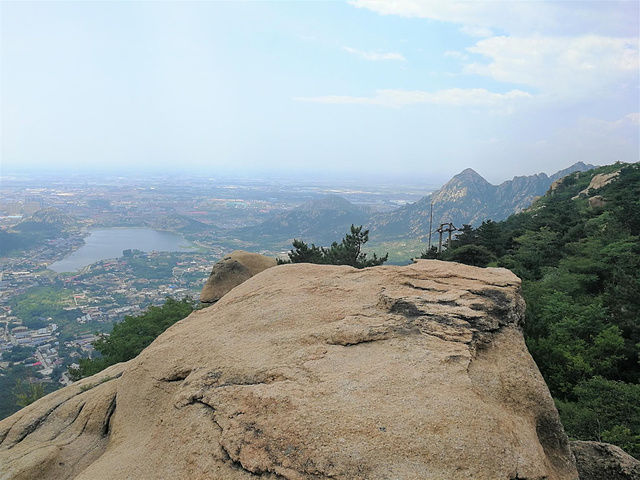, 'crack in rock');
101,394,117,438
5,400,68,449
